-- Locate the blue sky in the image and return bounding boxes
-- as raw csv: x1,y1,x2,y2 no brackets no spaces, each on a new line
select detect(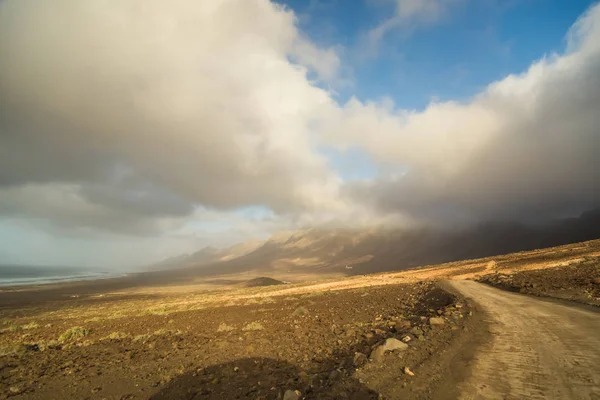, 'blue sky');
279,0,597,184
280,0,596,108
